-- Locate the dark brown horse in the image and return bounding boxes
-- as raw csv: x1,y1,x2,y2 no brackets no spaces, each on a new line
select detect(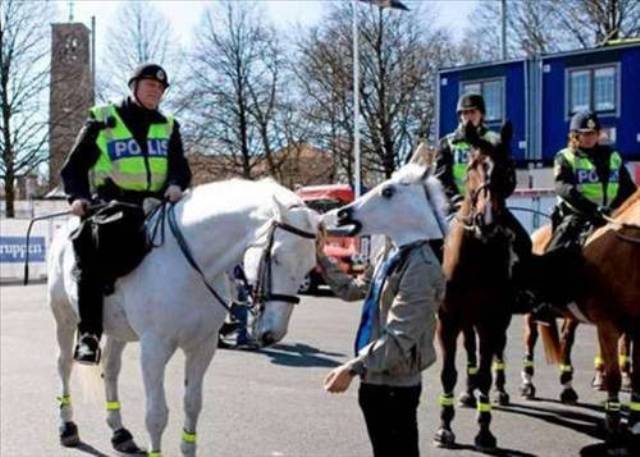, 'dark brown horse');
539,190,640,452
434,122,516,451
